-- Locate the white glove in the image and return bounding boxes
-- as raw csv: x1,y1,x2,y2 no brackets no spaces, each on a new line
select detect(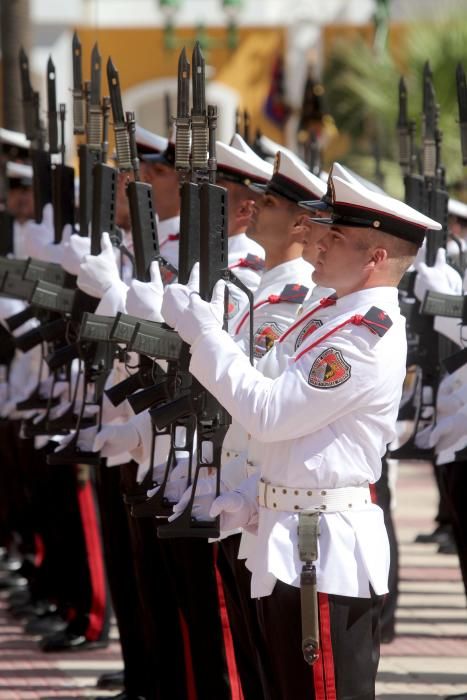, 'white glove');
22,204,54,259
54,426,98,453
100,392,131,424
61,229,91,276
38,377,69,400
436,365,467,418
93,420,140,459
126,261,164,322
168,475,219,522
161,264,200,328
414,248,463,302
209,489,257,531
430,413,467,454
77,232,120,299
171,280,226,345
